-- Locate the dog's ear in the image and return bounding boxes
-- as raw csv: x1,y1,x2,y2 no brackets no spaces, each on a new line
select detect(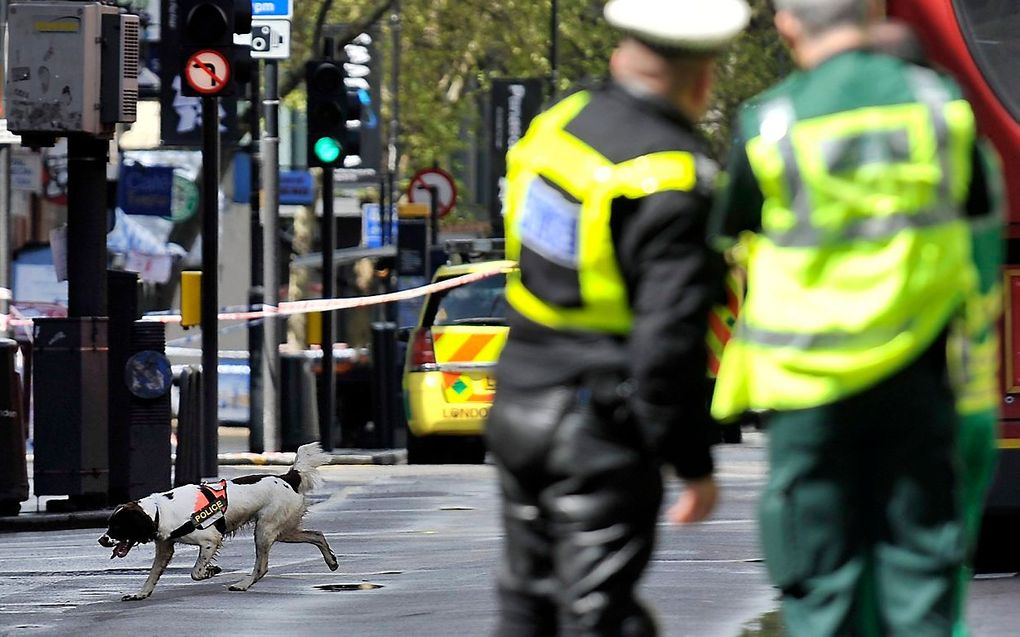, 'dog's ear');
108,502,157,544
